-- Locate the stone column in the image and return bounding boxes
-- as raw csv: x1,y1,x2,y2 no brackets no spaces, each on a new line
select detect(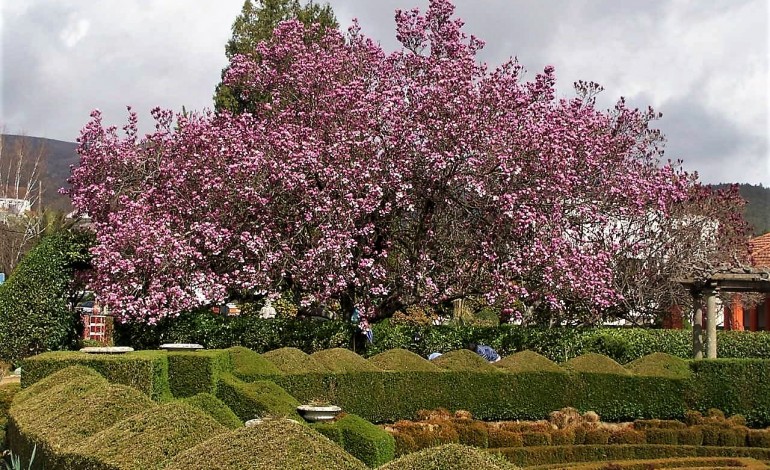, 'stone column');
692,290,704,360
706,289,717,359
